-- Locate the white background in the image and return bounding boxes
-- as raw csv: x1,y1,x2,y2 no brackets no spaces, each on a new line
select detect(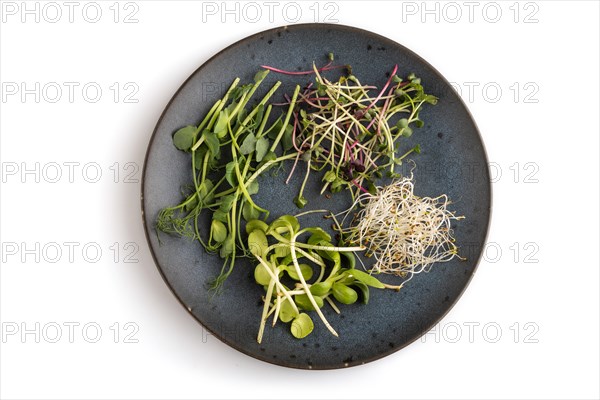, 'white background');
1,1,599,399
